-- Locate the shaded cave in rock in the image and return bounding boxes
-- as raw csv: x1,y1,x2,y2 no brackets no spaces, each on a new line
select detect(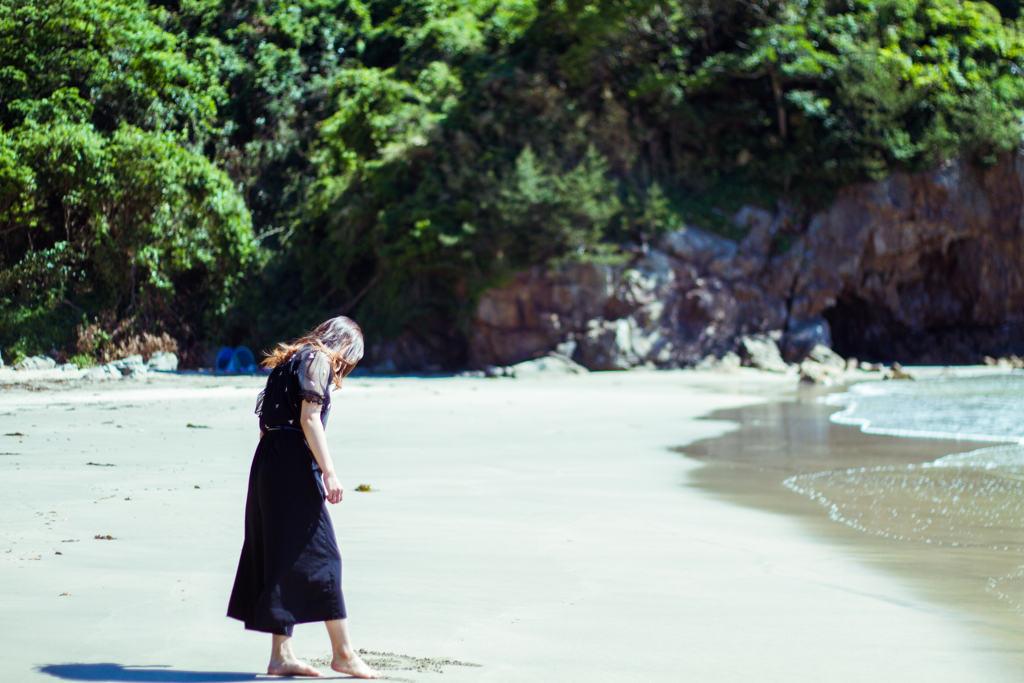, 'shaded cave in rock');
824,294,1024,365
